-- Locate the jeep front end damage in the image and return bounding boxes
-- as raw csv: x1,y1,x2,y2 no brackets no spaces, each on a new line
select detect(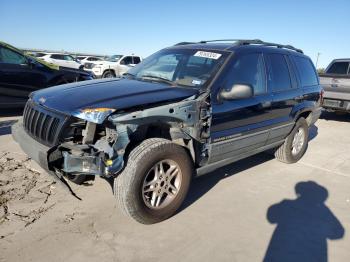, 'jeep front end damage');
56,96,211,178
